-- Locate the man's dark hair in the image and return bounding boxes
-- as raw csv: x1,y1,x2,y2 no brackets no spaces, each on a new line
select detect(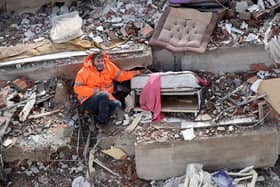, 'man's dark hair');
91,51,103,62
